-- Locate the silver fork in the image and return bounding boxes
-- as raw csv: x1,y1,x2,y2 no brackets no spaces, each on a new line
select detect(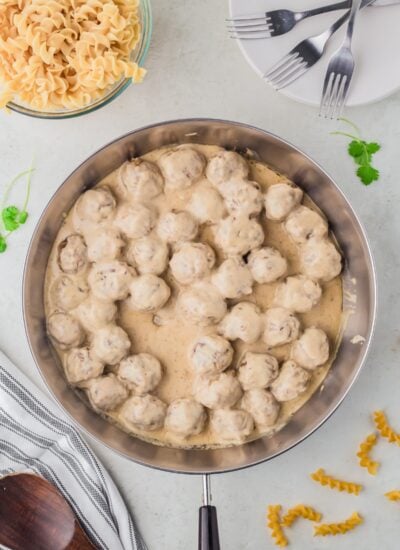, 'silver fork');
227,0,355,40
226,0,398,39
319,0,363,118
263,0,372,90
